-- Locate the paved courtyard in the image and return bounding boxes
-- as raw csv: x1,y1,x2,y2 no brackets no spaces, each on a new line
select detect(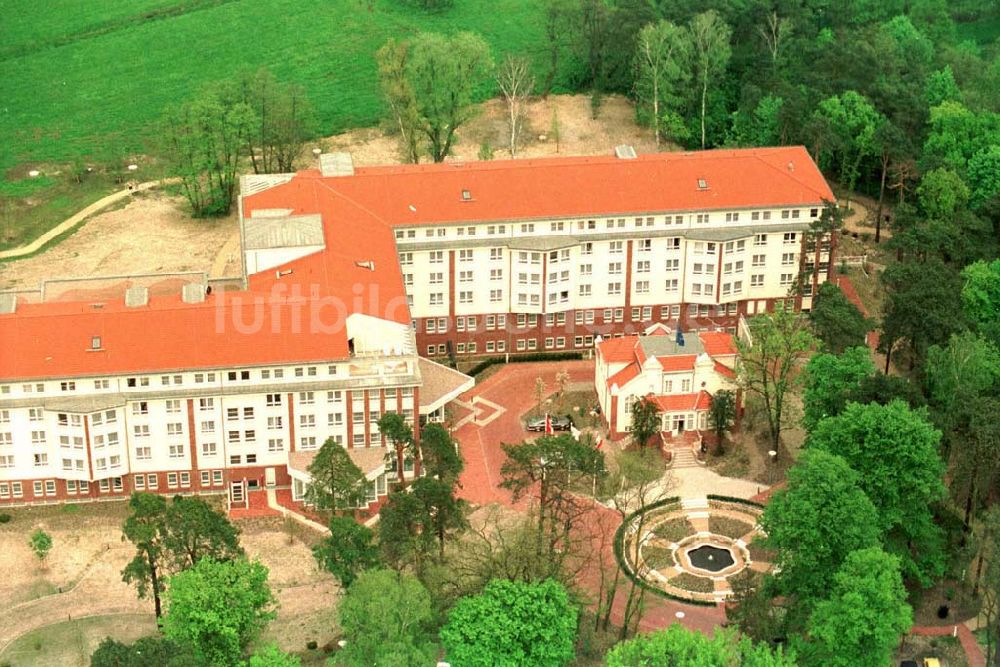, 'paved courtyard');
450,359,776,634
